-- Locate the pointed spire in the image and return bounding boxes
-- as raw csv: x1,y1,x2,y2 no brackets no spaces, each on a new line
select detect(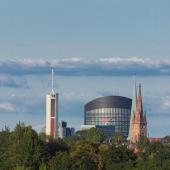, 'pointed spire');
131,83,147,143
139,83,142,96
134,77,137,111
128,77,137,141
137,83,143,114
143,112,147,124
51,67,55,94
